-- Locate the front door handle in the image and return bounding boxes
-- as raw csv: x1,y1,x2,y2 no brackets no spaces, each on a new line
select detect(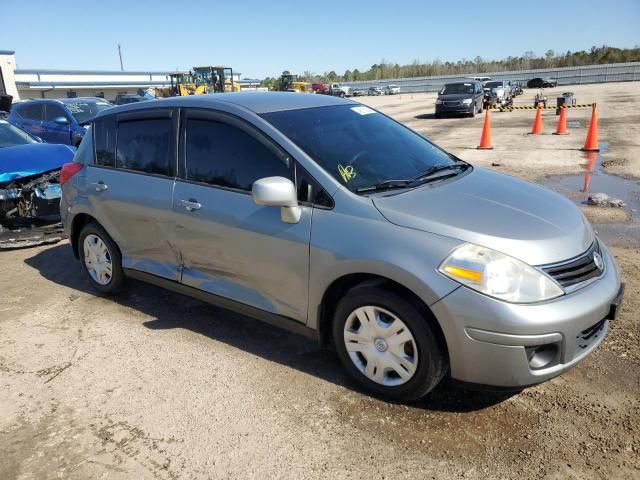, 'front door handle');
90,182,108,192
179,199,202,212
